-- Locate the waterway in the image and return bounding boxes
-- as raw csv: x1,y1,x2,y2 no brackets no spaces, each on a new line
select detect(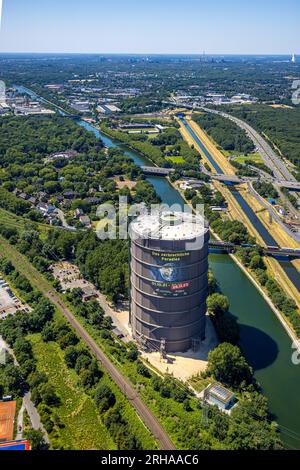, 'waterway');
180,117,300,291
15,86,300,448
79,120,300,449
